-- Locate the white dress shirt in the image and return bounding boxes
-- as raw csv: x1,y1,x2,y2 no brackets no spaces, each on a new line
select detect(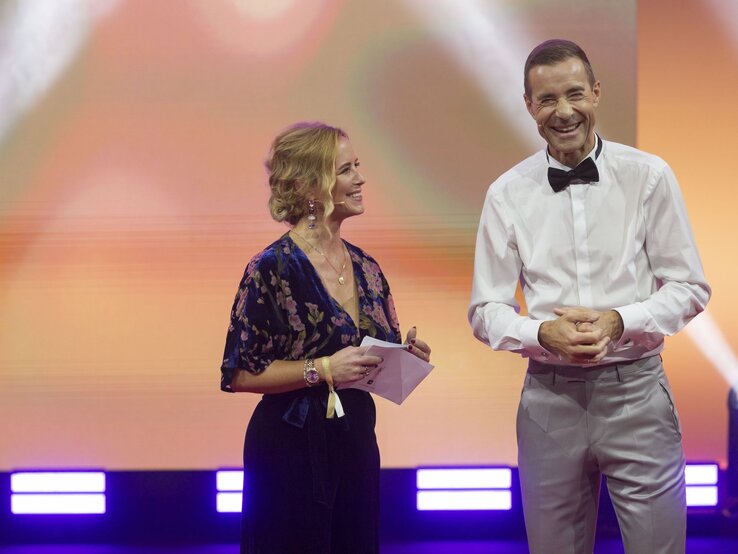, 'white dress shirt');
468,137,711,365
